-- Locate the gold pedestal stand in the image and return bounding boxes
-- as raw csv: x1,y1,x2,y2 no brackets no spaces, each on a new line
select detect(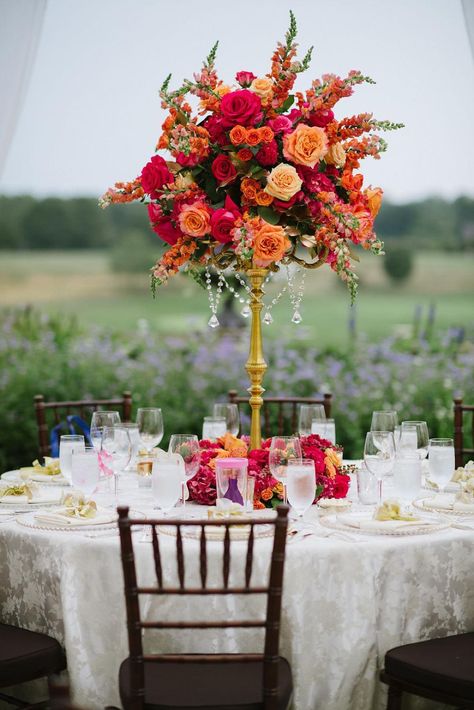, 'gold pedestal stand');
245,268,268,450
